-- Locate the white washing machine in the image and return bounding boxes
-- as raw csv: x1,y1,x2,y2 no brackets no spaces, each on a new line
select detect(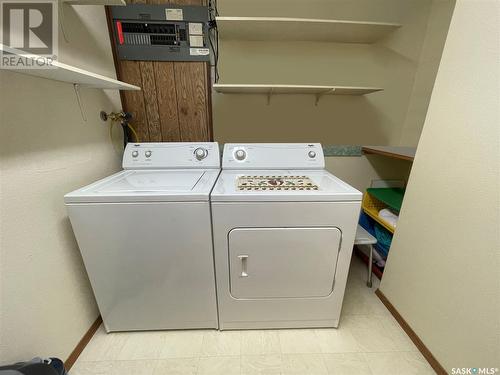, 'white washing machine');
211,143,362,330
65,142,220,332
